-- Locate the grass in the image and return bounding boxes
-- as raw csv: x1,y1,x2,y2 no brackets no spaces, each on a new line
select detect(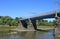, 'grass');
0,25,54,31
0,26,17,31
37,26,54,30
